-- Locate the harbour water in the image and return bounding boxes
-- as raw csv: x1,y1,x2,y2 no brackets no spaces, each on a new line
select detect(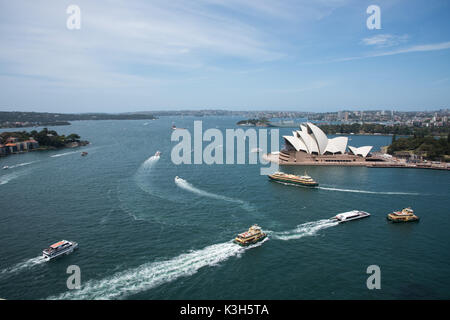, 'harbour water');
0,117,449,299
